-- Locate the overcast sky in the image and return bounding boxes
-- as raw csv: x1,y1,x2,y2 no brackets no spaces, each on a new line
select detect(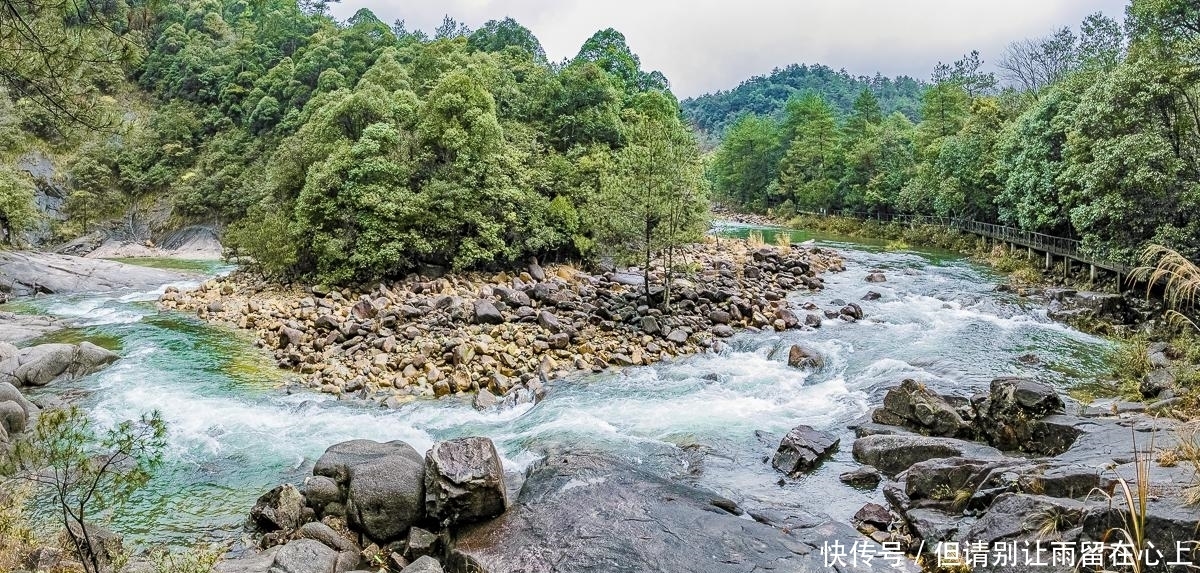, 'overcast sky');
329,1,1128,98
